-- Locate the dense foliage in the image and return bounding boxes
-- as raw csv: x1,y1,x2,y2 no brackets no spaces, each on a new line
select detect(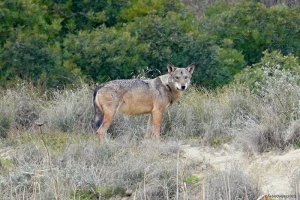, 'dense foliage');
201,1,300,65
0,0,299,88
